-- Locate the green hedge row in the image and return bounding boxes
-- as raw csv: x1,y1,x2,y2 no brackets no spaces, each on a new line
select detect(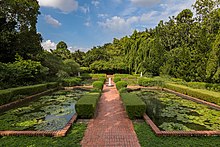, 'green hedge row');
116,81,128,90
164,83,220,105
138,77,163,87
93,81,104,90
120,93,146,119
186,82,220,92
62,77,81,87
75,92,101,118
113,77,121,83
0,82,59,105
